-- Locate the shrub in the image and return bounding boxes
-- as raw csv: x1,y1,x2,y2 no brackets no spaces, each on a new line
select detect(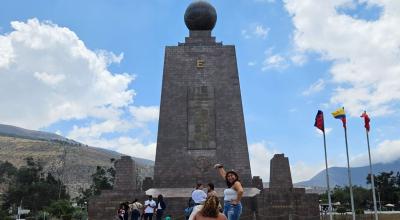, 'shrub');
336,206,347,214
355,209,364,214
